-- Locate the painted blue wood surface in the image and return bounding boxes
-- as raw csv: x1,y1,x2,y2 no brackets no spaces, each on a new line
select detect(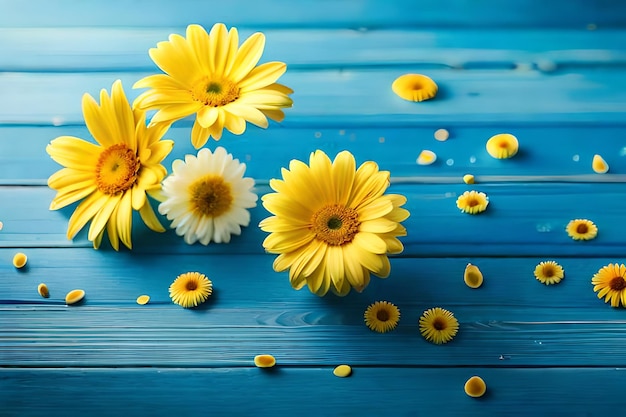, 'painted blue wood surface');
2,1,626,416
